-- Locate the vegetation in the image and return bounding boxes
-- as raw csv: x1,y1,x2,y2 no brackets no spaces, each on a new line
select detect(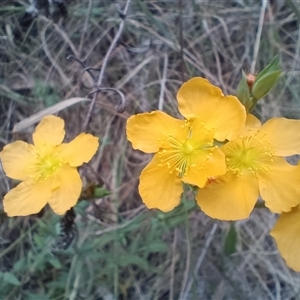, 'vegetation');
1,0,300,299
